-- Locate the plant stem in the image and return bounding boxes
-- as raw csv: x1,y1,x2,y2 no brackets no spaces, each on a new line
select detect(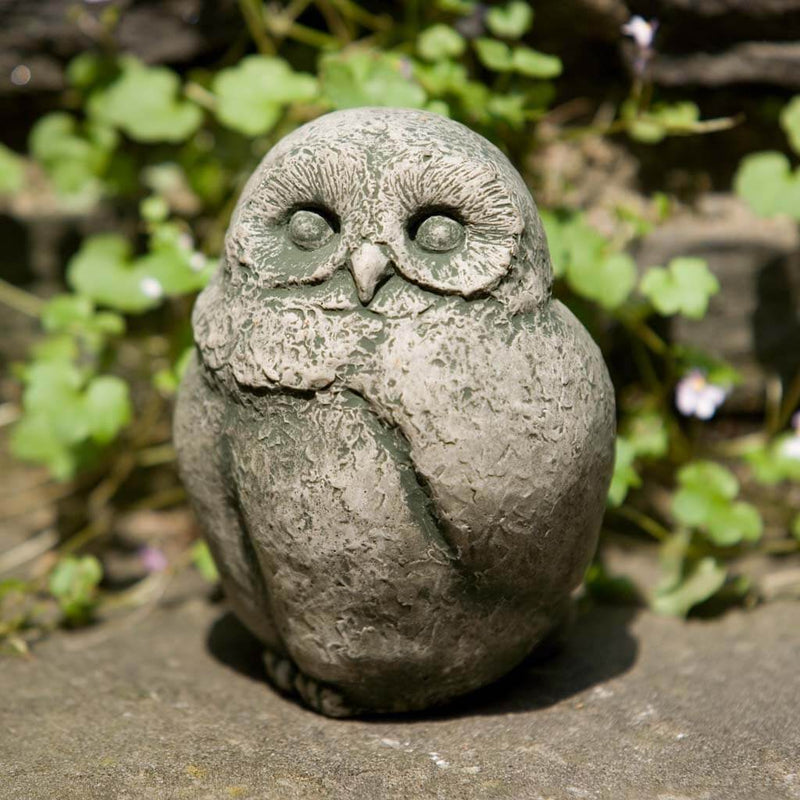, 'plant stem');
238,0,276,54
0,278,45,318
614,504,672,542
